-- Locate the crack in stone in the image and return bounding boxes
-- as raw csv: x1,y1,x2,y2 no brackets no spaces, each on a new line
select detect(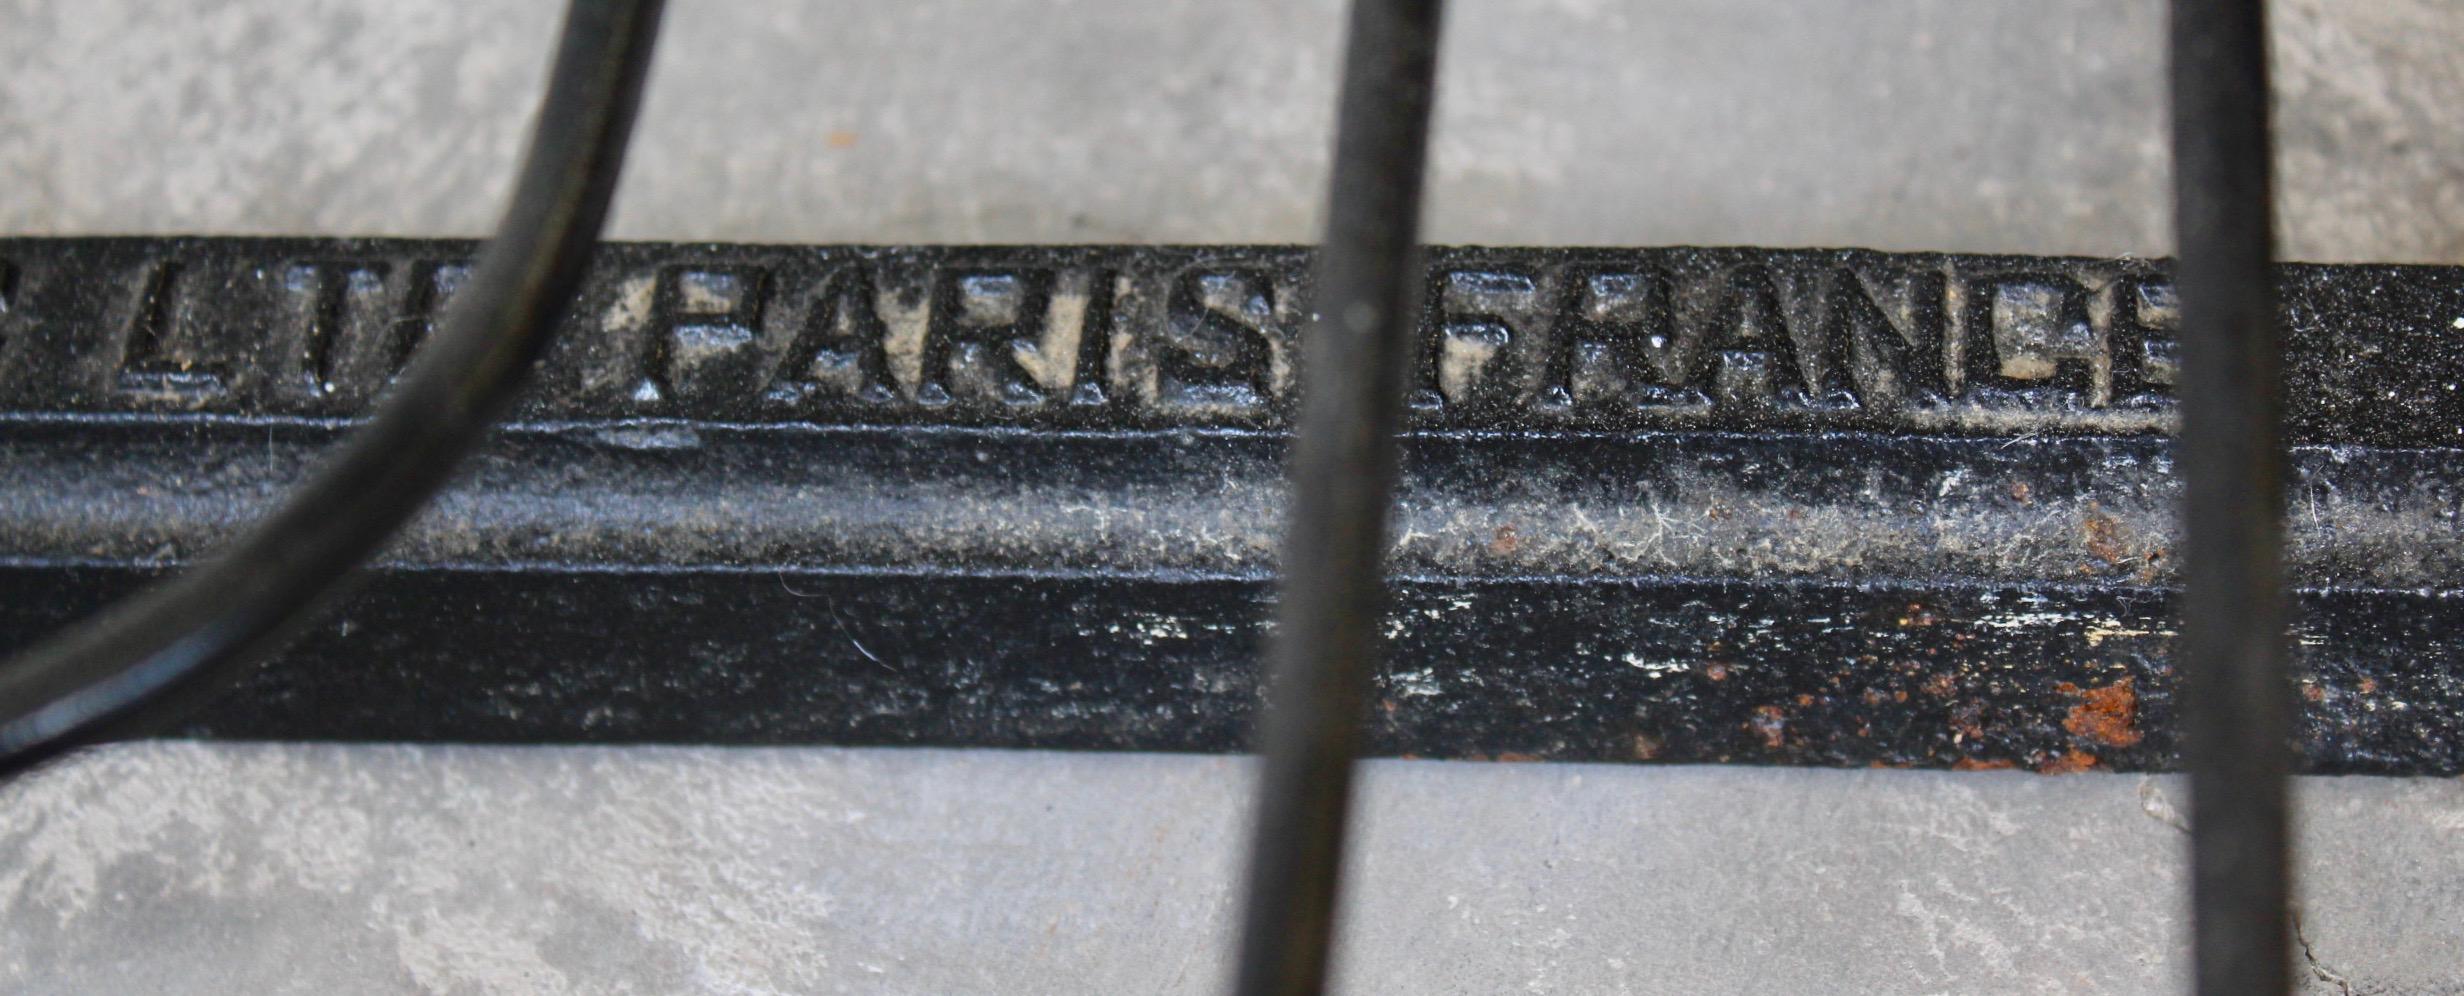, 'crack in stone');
2137,777,2359,995
2295,913,2356,996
